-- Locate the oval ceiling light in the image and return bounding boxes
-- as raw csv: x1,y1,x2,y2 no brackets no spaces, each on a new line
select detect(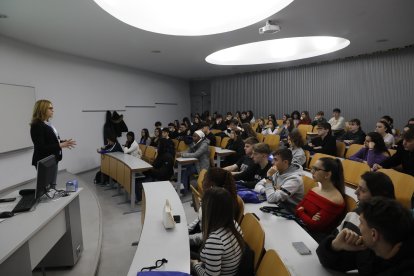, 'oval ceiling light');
93,0,294,36
206,36,350,65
